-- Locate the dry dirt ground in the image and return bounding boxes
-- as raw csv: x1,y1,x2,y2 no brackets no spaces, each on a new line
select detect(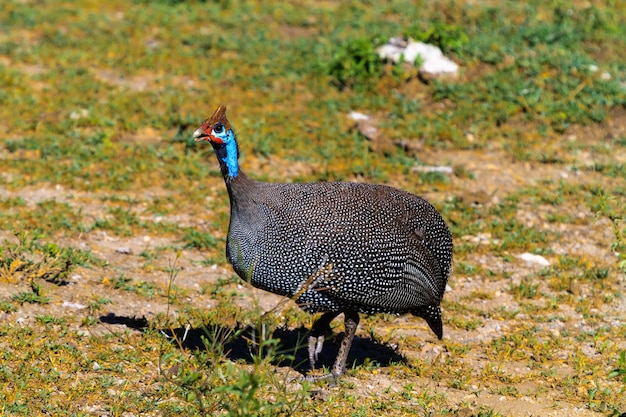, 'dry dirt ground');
0,118,625,416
